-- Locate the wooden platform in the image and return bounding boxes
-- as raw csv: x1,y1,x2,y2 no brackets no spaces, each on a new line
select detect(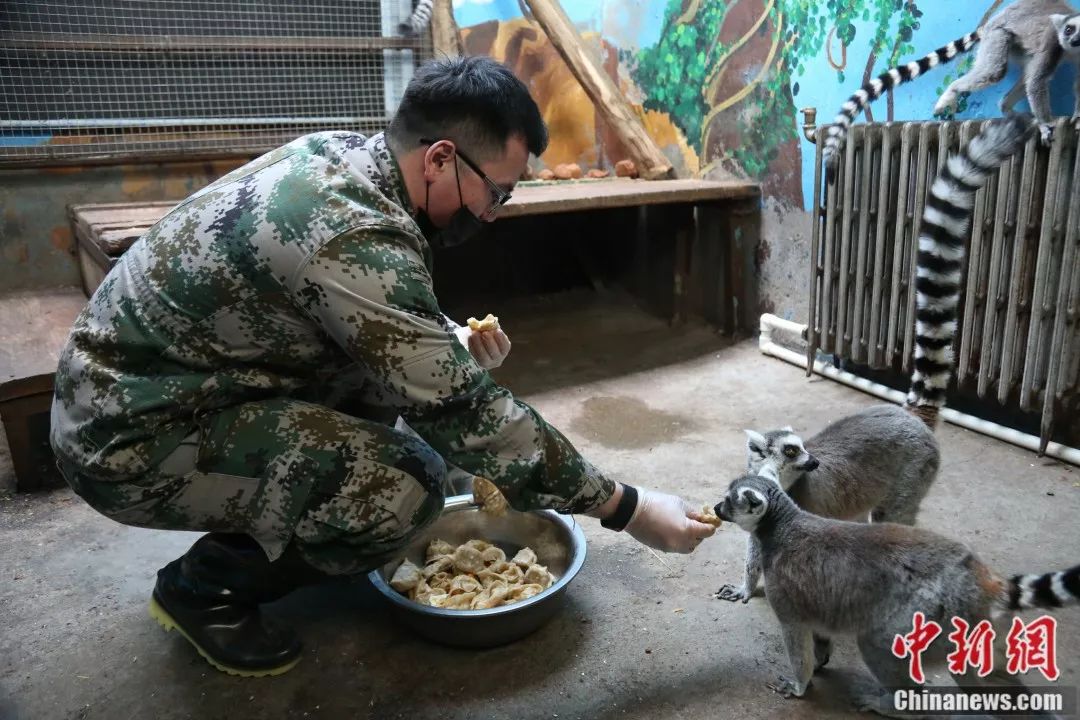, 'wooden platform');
0,287,87,492
69,179,759,288
500,178,759,217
